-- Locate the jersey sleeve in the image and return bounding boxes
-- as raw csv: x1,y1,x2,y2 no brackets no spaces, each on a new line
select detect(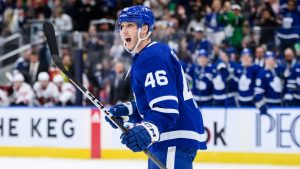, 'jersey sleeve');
254,70,266,108
136,55,179,133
